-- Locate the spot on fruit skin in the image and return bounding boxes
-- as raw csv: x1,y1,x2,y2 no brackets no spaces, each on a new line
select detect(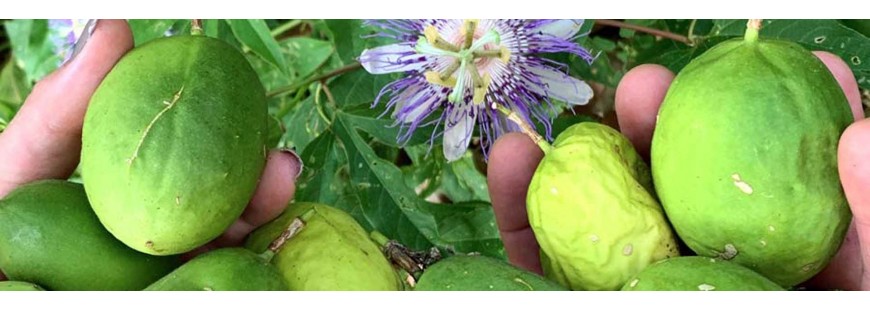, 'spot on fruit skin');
629,279,639,288
717,244,738,260
623,244,633,256
589,234,600,244
731,173,753,194
698,283,716,291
